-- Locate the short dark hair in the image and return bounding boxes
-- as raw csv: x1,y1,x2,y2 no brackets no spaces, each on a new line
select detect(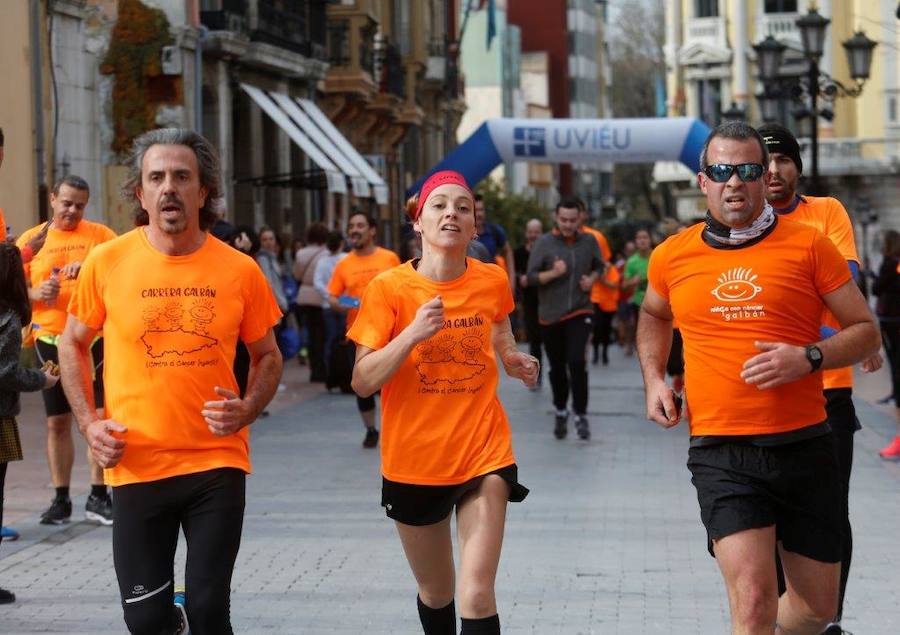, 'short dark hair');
306,222,329,245
699,121,768,172
555,198,581,214
52,175,90,197
573,196,587,213
474,194,484,203
0,243,31,325
348,211,377,229
122,128,222,231
325,230,344,253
